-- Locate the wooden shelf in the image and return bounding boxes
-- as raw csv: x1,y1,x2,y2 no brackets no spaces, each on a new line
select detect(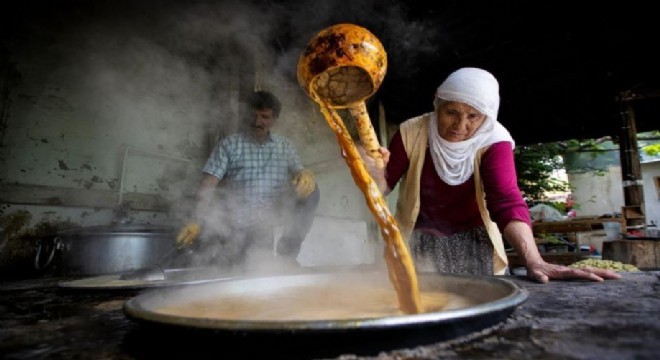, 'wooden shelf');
532,217,626,235
507,253,584,267
622,205,645,219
